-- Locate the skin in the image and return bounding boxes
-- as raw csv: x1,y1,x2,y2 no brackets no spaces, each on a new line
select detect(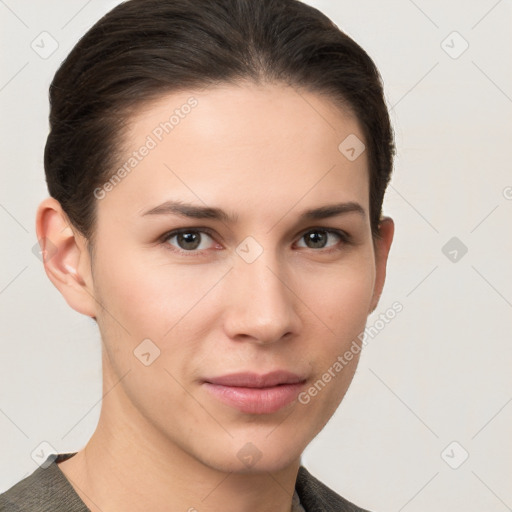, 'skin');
36,82,394,512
